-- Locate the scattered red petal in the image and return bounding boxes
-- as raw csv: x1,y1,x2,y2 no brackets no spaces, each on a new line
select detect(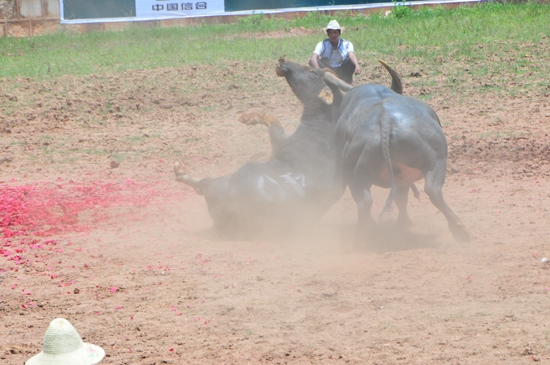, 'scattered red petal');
1,178,189,264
